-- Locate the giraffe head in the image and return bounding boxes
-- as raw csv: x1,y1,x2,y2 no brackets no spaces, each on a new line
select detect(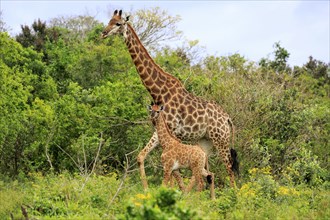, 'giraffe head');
147,103,164,125
101,9,130,39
